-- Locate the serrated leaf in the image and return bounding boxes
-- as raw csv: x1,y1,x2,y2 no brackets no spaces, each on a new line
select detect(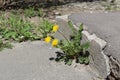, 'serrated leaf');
81,42,90,50
79,23,83,30
68,21,76,34
84,57,90,65
65,59,72,66
4,32,17,39
78,56,84,64
21,26,30,33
